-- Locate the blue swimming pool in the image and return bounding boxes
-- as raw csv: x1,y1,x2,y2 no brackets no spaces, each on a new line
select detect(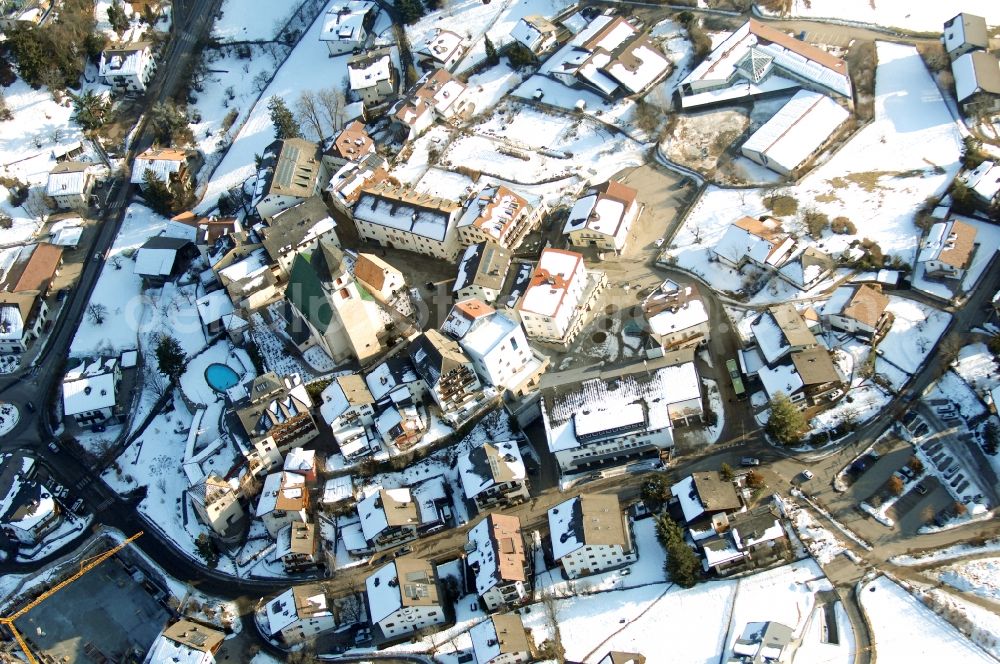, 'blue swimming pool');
205,363,240,392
